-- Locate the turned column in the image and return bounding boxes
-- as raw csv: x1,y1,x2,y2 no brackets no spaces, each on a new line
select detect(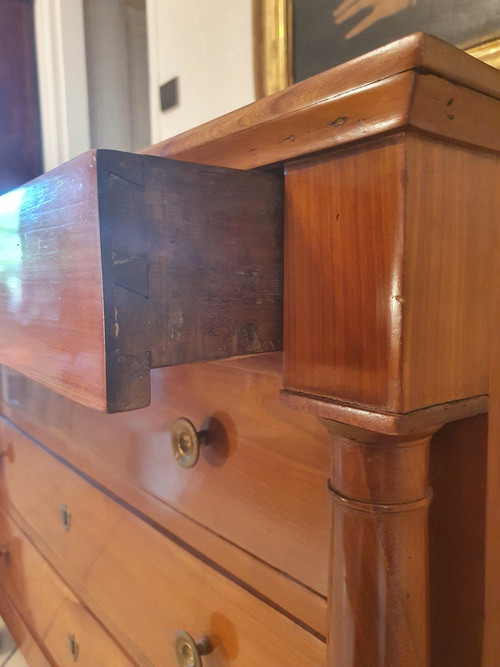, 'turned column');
324,423,435,666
